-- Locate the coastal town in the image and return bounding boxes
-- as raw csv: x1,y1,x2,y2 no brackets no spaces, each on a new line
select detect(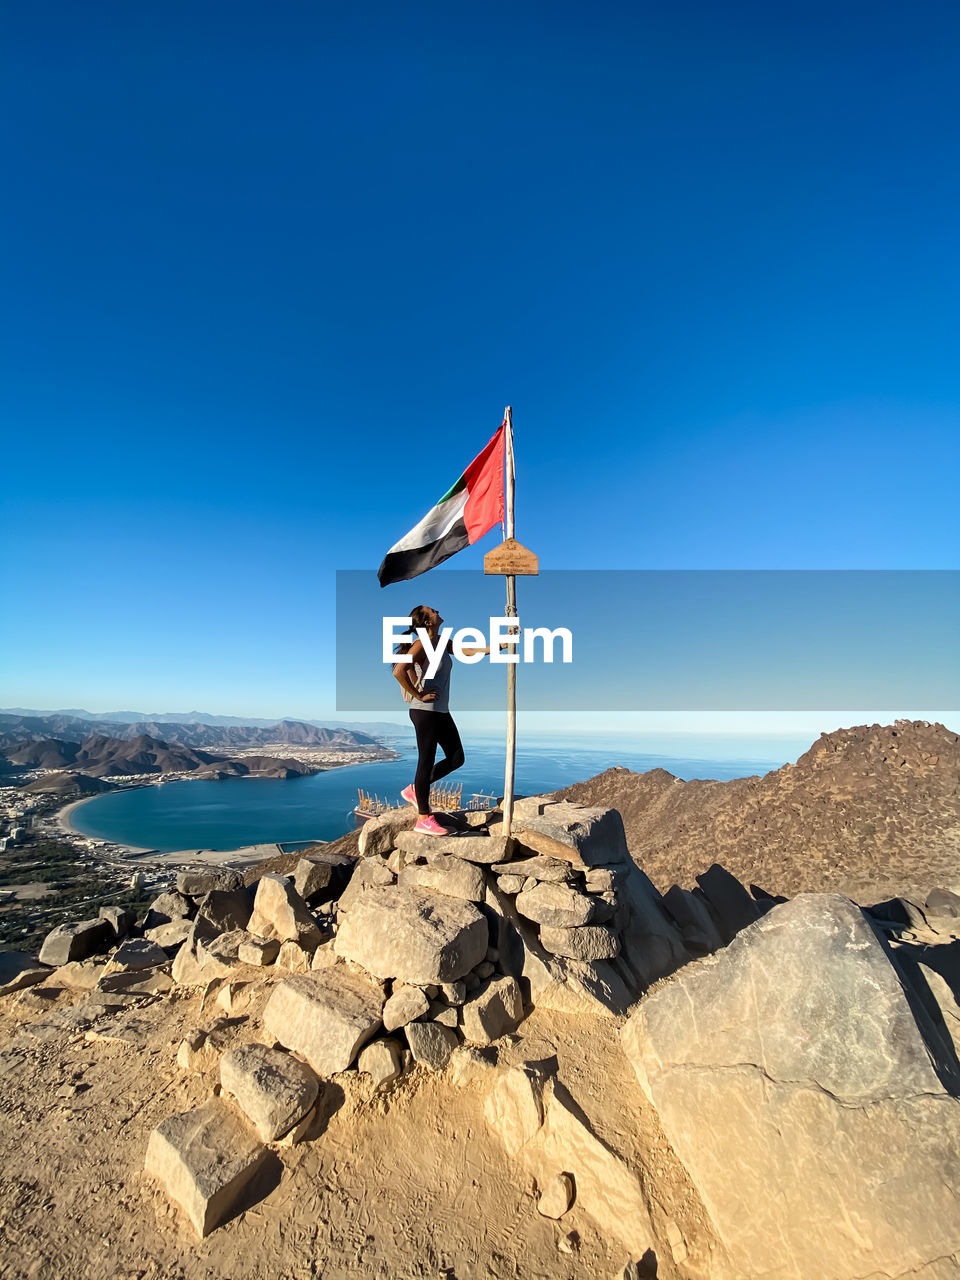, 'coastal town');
0,713,402,950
